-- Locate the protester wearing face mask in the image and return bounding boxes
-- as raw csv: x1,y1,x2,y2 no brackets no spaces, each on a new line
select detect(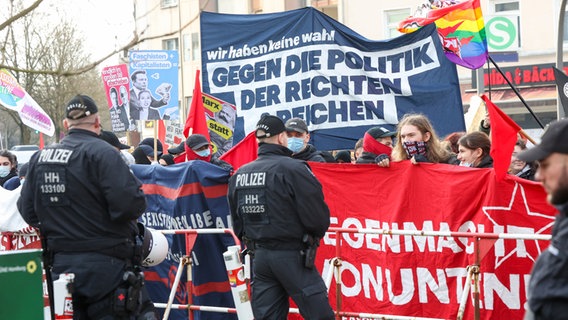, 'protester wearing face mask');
457,131,493,168
0,150,18,188
132,145,155,165
391,113,459,165
167,134,233,171
159,154,175,166
18,162,28,184
3,162,28,190
356,125,396,166
285,118,325,162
